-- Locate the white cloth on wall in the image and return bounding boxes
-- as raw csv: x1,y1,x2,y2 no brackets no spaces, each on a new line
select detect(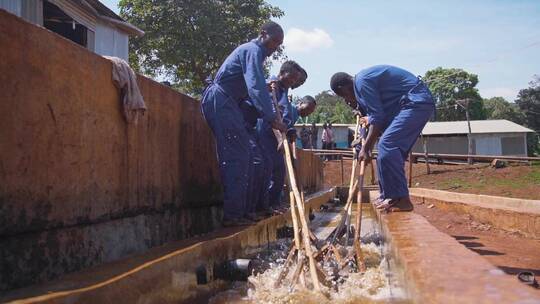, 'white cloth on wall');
104,56,146,124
